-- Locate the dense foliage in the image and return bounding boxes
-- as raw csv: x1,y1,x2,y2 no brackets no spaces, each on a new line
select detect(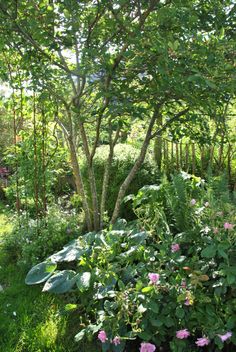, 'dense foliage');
25,173,236,351
0,0,235,230
0,1,235,351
